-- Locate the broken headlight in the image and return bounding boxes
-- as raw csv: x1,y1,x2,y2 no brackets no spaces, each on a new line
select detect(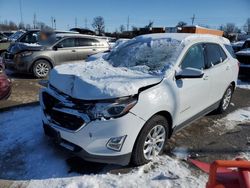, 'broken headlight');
89,96,137,119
